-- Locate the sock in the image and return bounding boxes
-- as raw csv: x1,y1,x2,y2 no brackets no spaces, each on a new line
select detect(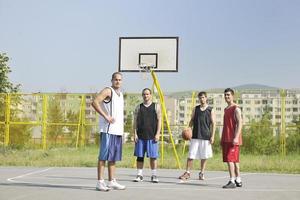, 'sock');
230,177,235,183
99,179,105,183
236,177,242,183
137,169,143,176
186,170,190,174
151,169,157,176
